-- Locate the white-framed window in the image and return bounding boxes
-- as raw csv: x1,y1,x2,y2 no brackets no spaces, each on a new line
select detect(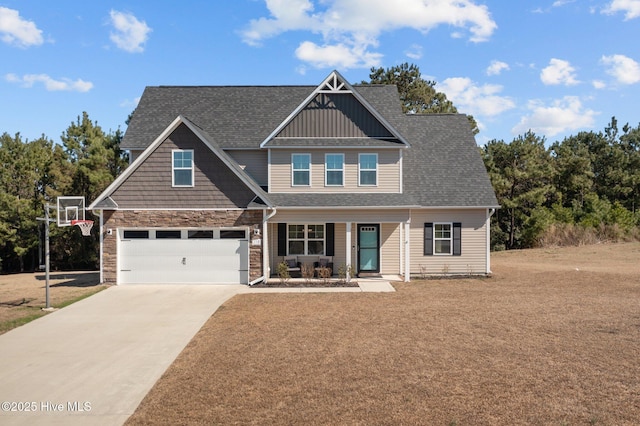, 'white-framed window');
172,150,194,187
288,224,325,255
325,153,344,186
292,153,311,186
434,223,452,255
359,153,378,186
